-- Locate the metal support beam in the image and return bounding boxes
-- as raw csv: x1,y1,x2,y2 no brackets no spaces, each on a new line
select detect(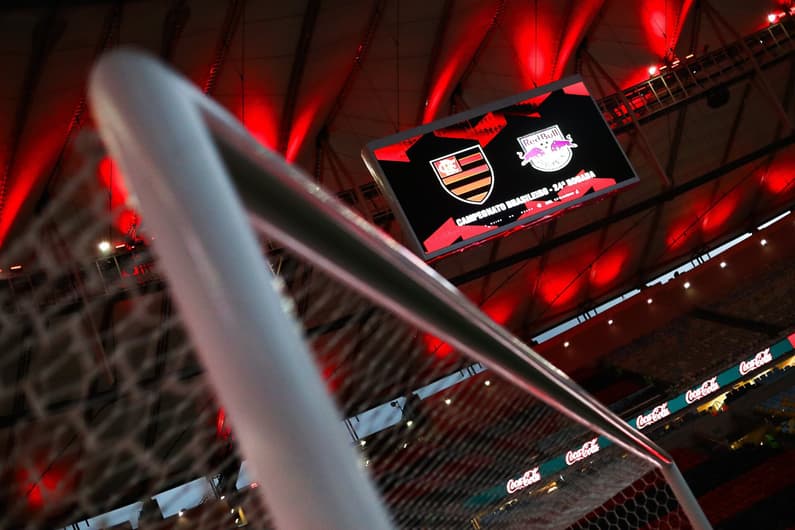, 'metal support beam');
415,0,454,125
278,0,320,154
719,79,754,166
702,0,794,132
456,0,506,93
159,0,190,61
36,0,122,212
584,50,672,188
202,0,247,96
448,129,795,286
633,101,690,279
691,307,784,337
322,0,386,133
